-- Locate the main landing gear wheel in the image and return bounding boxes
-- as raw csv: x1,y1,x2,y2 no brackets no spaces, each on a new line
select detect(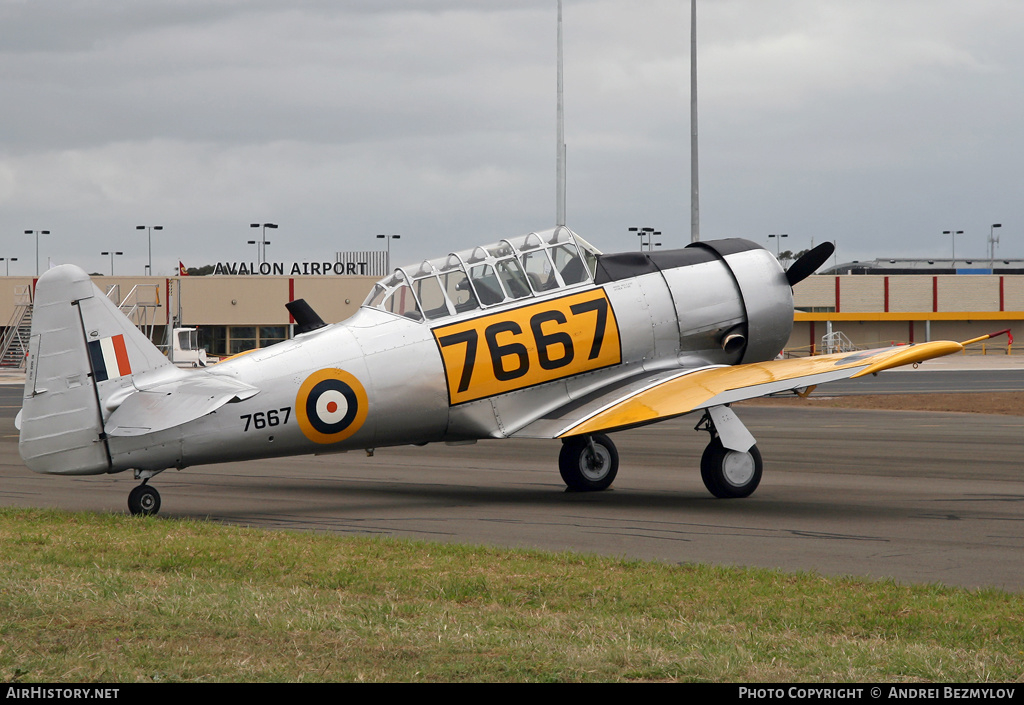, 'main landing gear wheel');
559,434,618,491
700,437,762,499
128,484,161,517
